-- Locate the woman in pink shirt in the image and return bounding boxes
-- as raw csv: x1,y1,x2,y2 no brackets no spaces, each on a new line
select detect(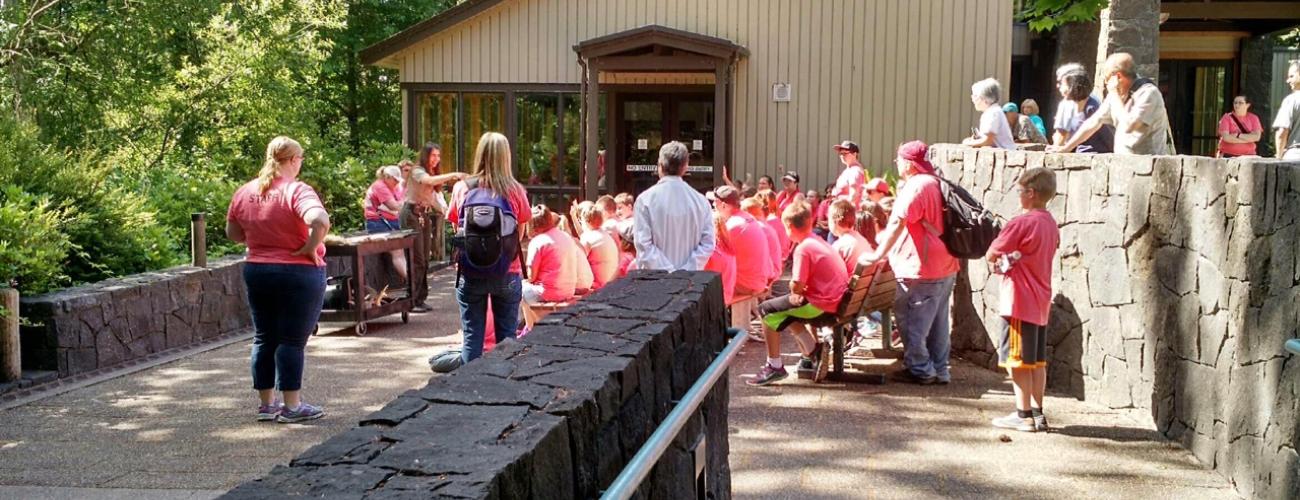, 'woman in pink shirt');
520,205,580,330
1217,95,1263,158
573,201,619,290
364,165,408,282
226,136,330,424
